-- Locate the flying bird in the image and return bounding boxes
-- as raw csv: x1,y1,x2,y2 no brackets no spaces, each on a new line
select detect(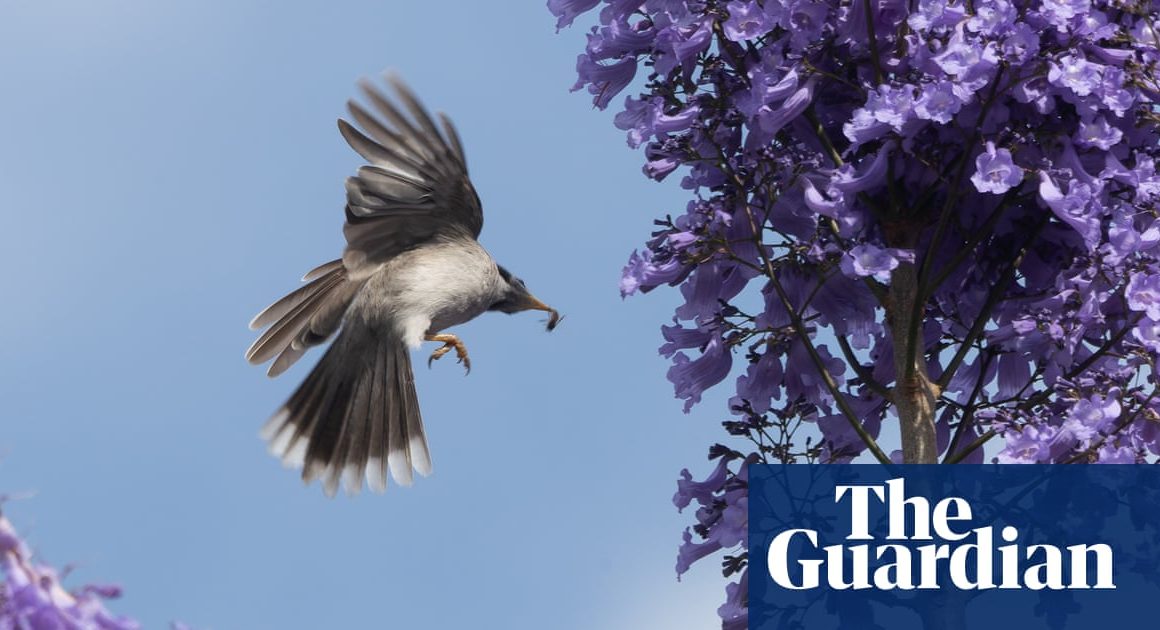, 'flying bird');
246,75,560,496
